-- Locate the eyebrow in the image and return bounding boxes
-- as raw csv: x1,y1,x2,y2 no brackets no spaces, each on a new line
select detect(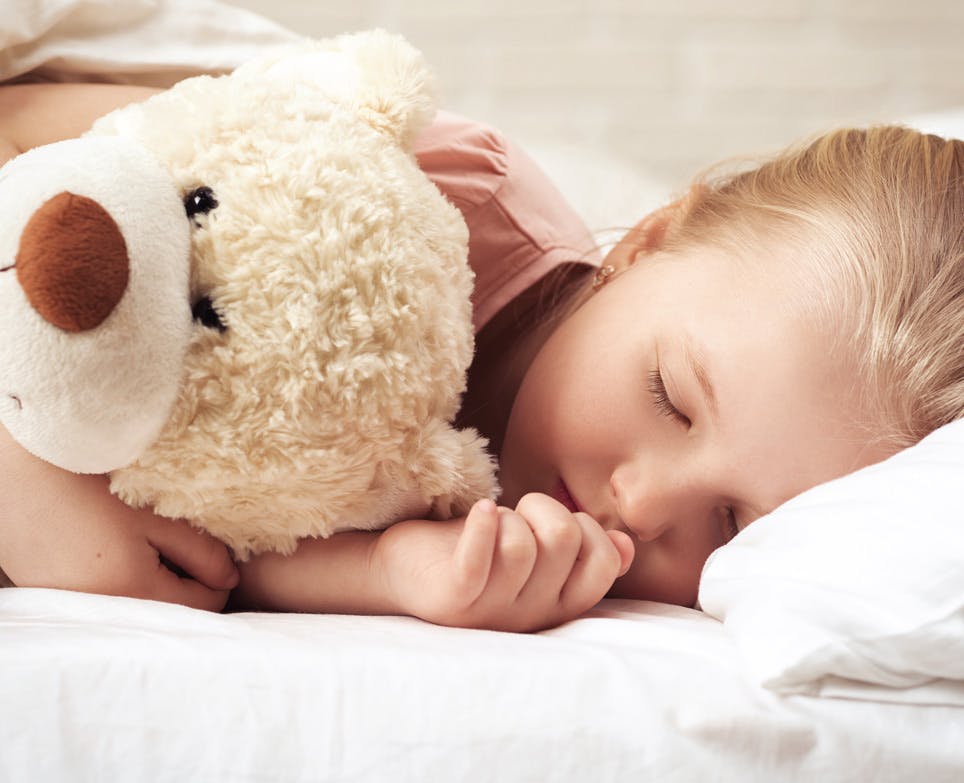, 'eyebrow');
683,339,719,421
